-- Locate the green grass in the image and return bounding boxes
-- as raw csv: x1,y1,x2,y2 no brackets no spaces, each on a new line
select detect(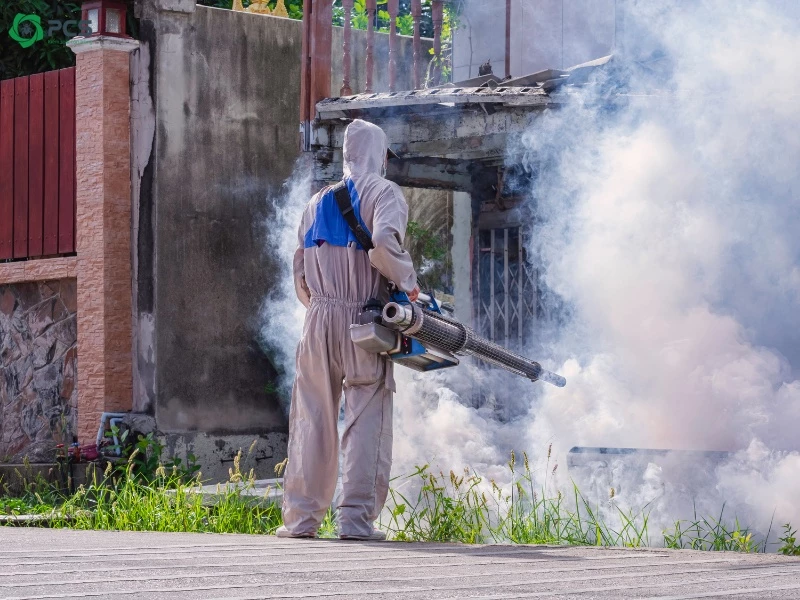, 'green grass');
50,452,283,534
1,496,55,516
380,449,789,553
663,503,765,552
382,450,653,547
1,447,795,555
